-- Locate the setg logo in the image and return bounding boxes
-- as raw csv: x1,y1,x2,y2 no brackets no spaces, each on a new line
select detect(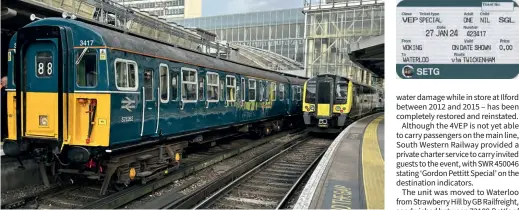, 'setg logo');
402,65,414,78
